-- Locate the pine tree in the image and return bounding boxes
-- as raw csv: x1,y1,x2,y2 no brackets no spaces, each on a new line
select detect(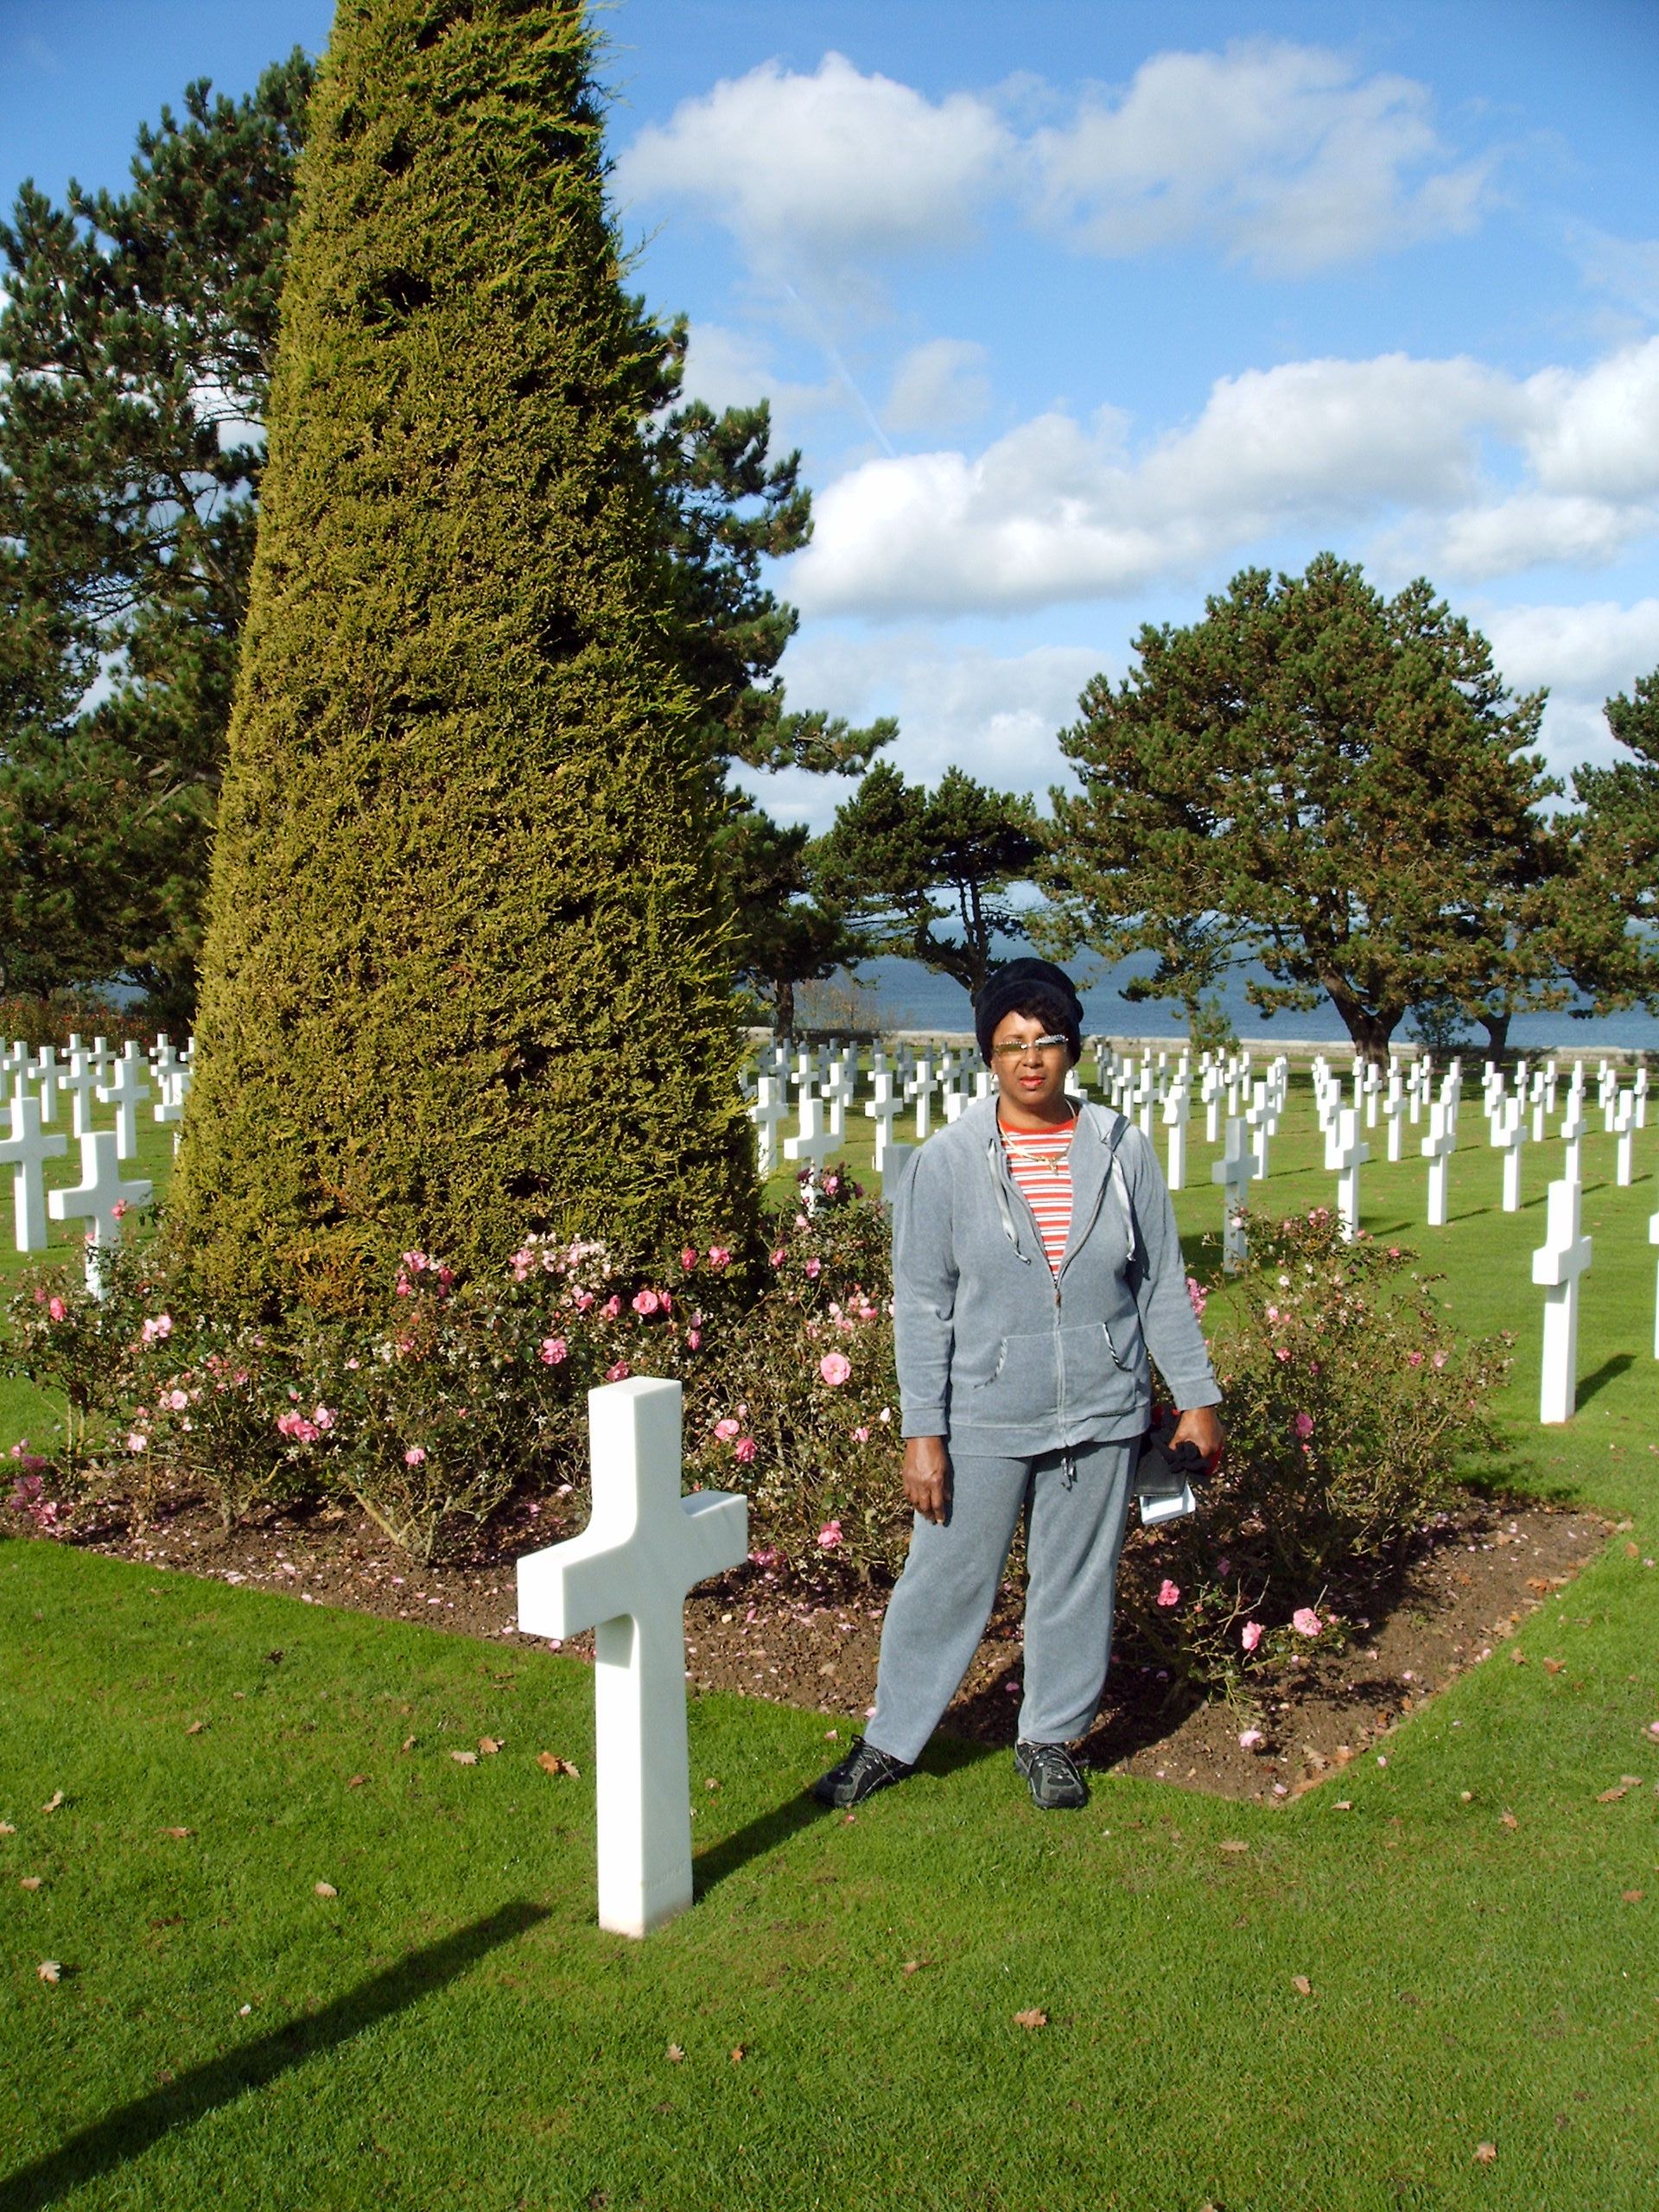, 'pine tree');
169,0,756,1311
